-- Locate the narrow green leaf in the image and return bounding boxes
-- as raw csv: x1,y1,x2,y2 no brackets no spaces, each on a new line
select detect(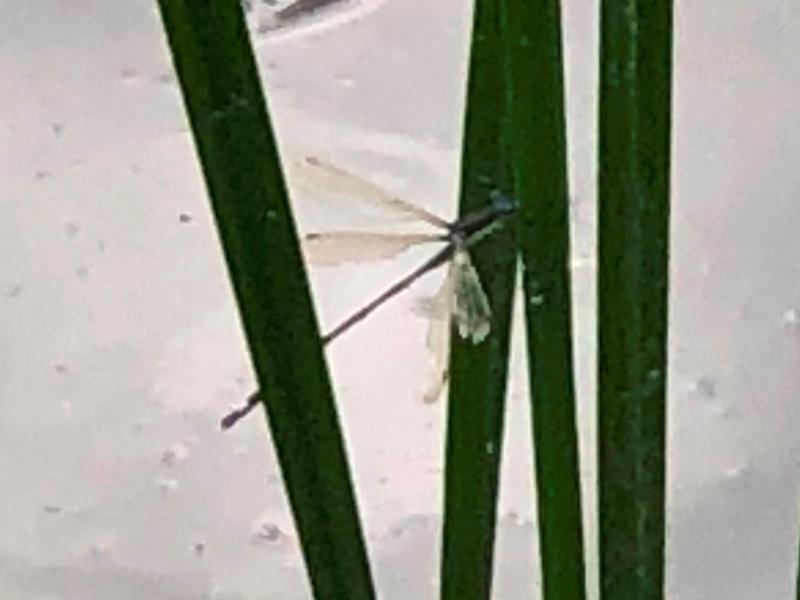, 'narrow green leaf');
597,1,673,598
155,3,375,599
500,1,587,598
796,529,800,600
440,1,517,598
